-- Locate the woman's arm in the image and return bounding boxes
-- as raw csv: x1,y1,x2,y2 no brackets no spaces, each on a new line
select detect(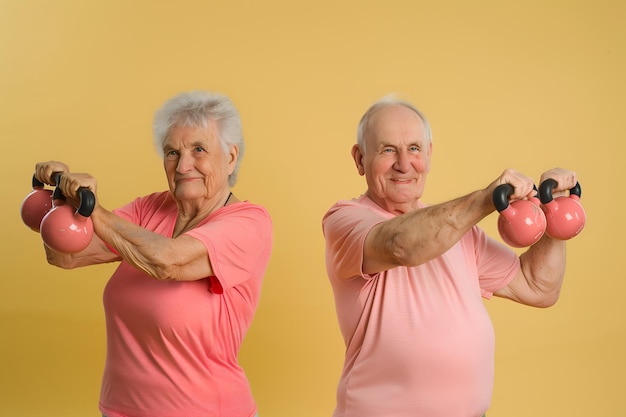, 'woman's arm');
44,232,121,269
35,161,212,280
90,207,215,281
